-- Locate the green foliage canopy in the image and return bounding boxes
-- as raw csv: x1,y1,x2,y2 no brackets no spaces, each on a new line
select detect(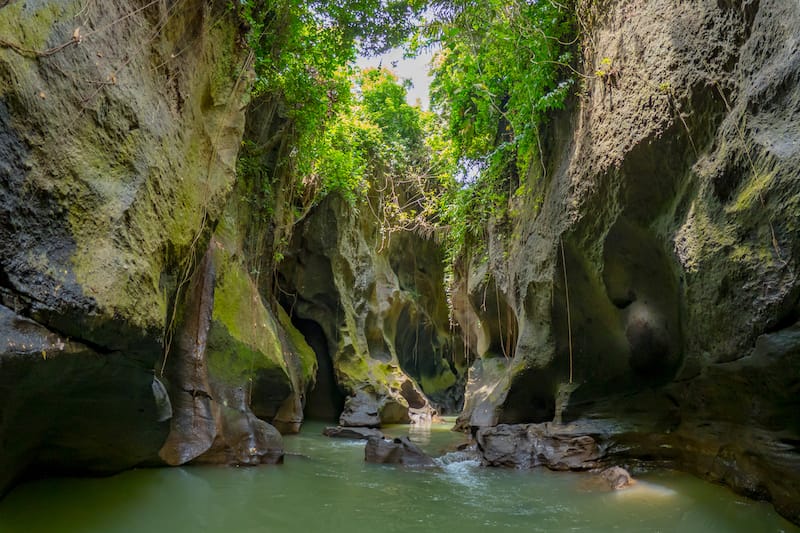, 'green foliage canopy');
234,0,576,276
421,0,575,263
